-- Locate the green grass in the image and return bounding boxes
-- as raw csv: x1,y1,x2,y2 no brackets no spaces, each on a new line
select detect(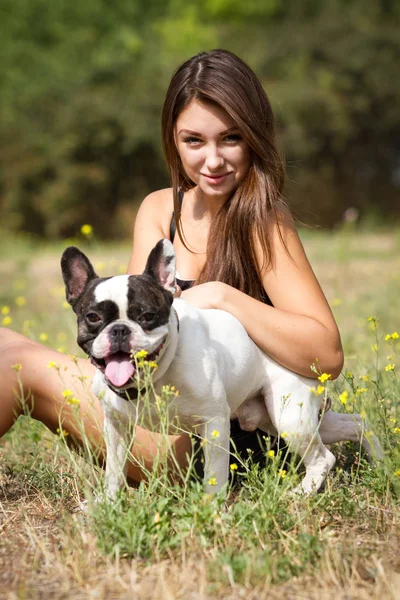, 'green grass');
0,227,399,599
